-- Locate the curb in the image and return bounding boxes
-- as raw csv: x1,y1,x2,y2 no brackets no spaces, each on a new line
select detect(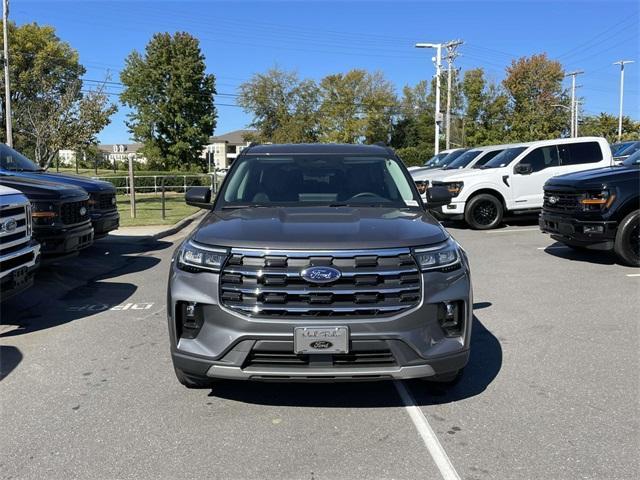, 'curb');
151,210,207,240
